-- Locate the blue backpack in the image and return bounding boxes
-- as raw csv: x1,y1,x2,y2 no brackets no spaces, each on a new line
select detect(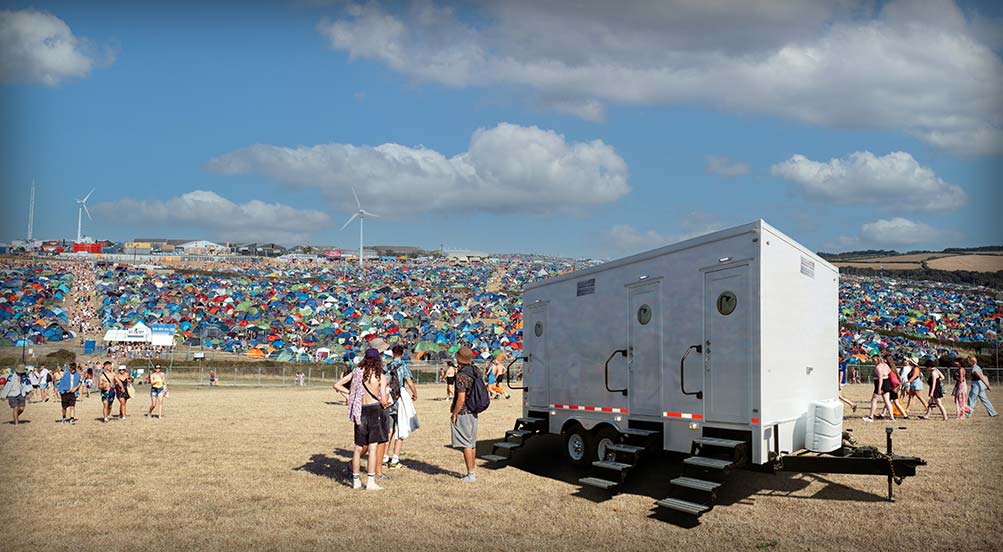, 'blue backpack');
461,364,490,415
